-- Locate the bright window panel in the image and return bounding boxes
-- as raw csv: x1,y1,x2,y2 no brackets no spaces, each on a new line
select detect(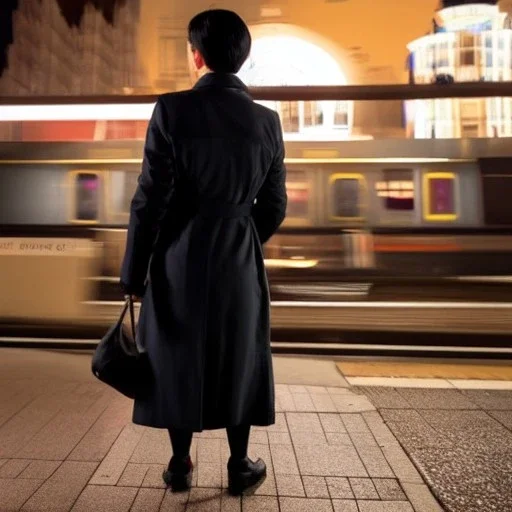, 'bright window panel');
376,169,415,211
